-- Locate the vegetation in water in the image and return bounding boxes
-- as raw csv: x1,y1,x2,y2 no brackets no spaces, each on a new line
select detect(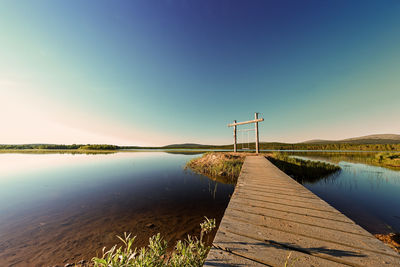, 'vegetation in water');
185,152,246,184
92,217,216,267
372,153,400,169
280,151,400,171
267,153,340,184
